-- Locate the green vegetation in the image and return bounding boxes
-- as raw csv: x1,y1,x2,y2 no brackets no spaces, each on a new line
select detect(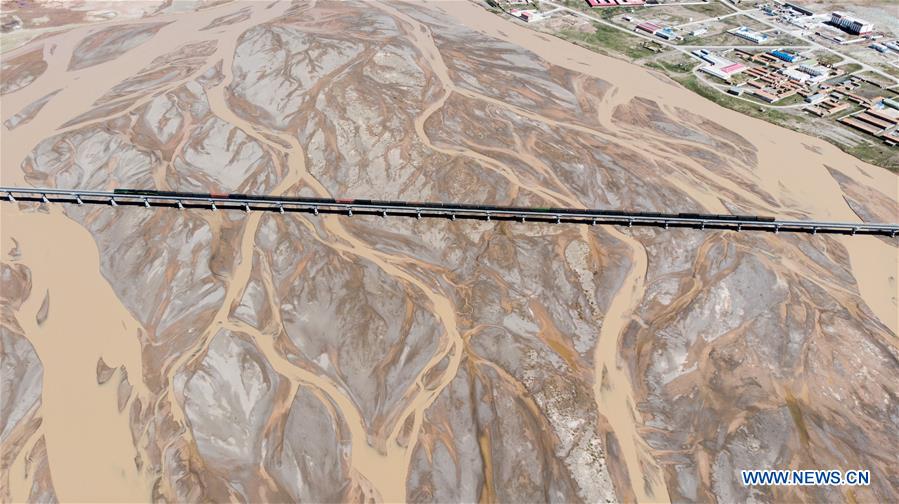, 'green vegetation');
562,0,630,19
838,62,862,74
673,74,799,127
646,55,697,74
682,2,732,17
845,142,899,173
775,93,807,106
558,23,655,60
816,53,843,66
536,8,898,171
